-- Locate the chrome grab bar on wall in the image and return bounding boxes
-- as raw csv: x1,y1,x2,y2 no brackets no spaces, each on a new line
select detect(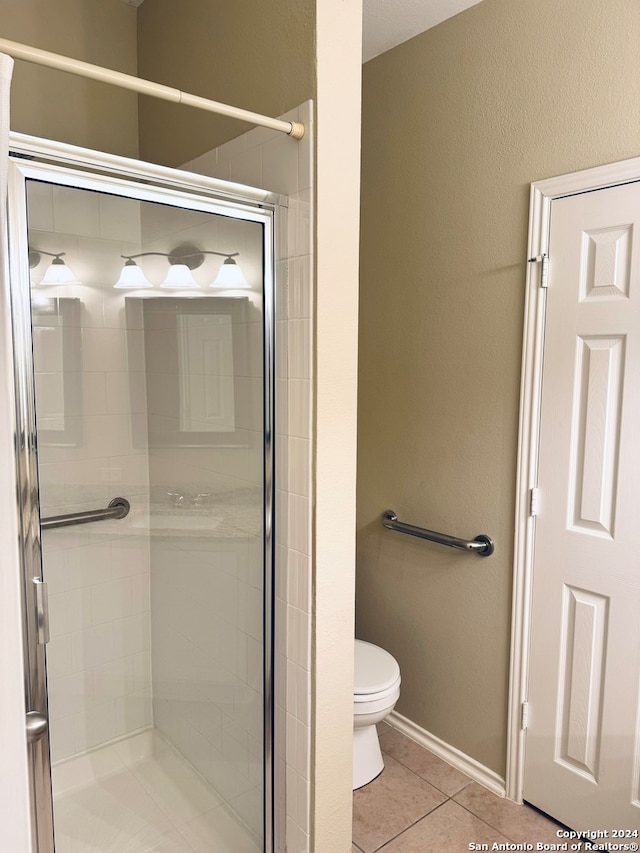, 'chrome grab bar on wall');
382,510,494,557
40,497,130,530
